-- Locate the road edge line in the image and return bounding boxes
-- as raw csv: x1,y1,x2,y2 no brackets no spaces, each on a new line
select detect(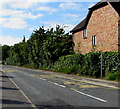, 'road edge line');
3,71,37,109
